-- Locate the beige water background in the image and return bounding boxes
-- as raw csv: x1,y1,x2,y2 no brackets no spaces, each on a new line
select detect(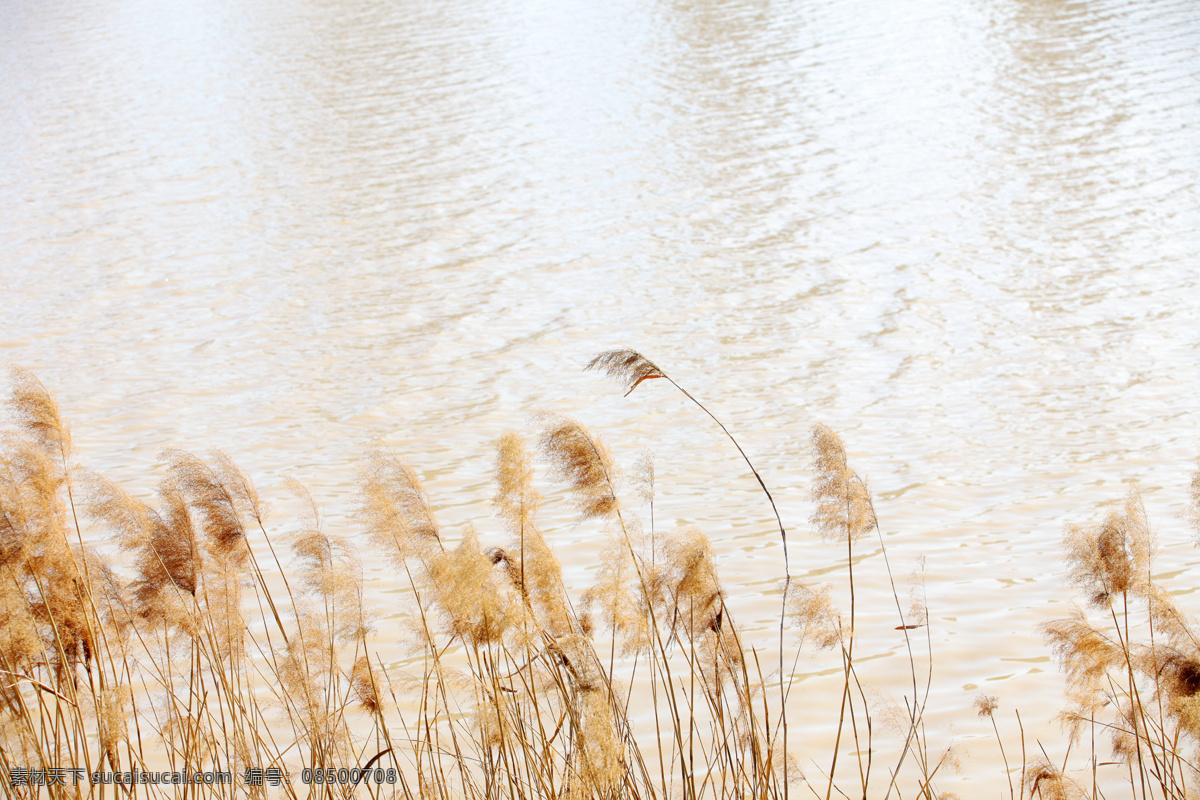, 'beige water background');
3,0,1200,792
